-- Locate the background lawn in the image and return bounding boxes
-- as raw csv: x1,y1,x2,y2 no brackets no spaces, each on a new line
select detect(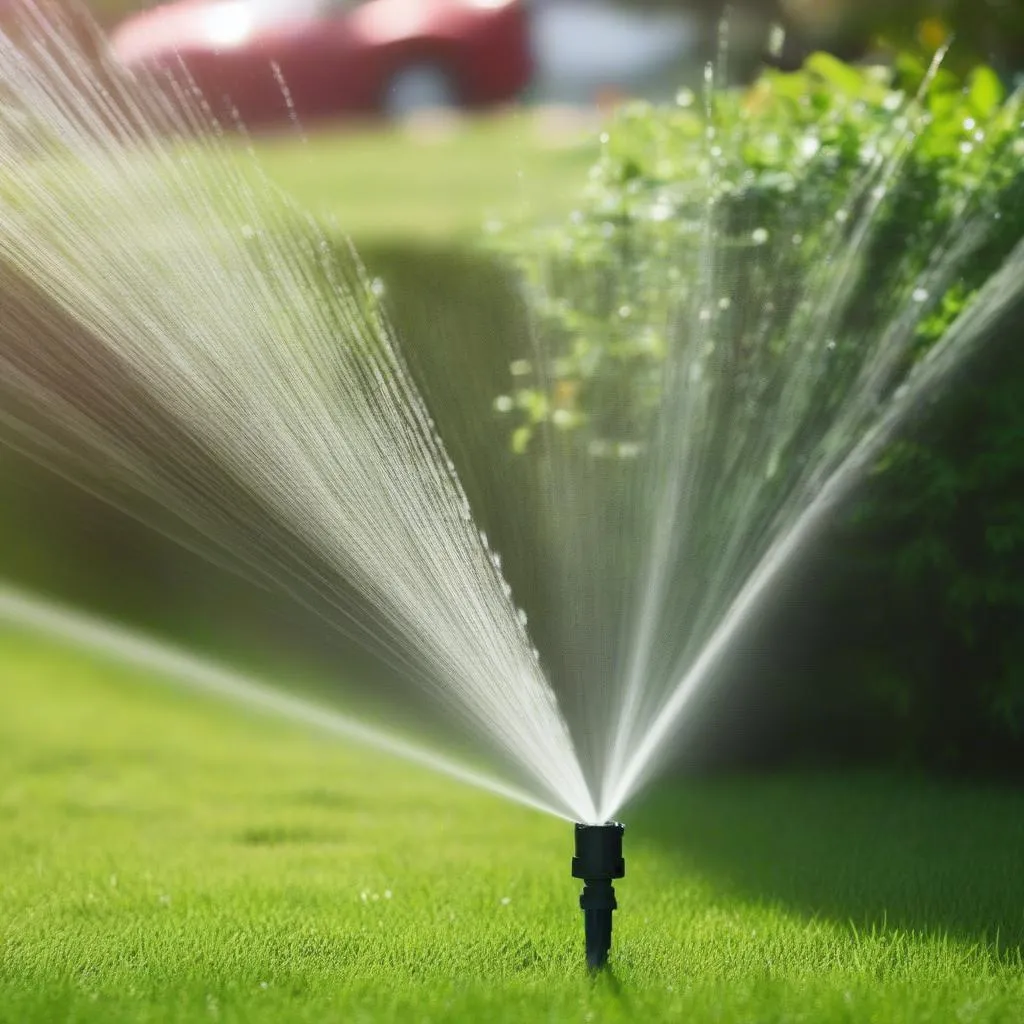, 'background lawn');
2,626,1024,1024
245,113,597,243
